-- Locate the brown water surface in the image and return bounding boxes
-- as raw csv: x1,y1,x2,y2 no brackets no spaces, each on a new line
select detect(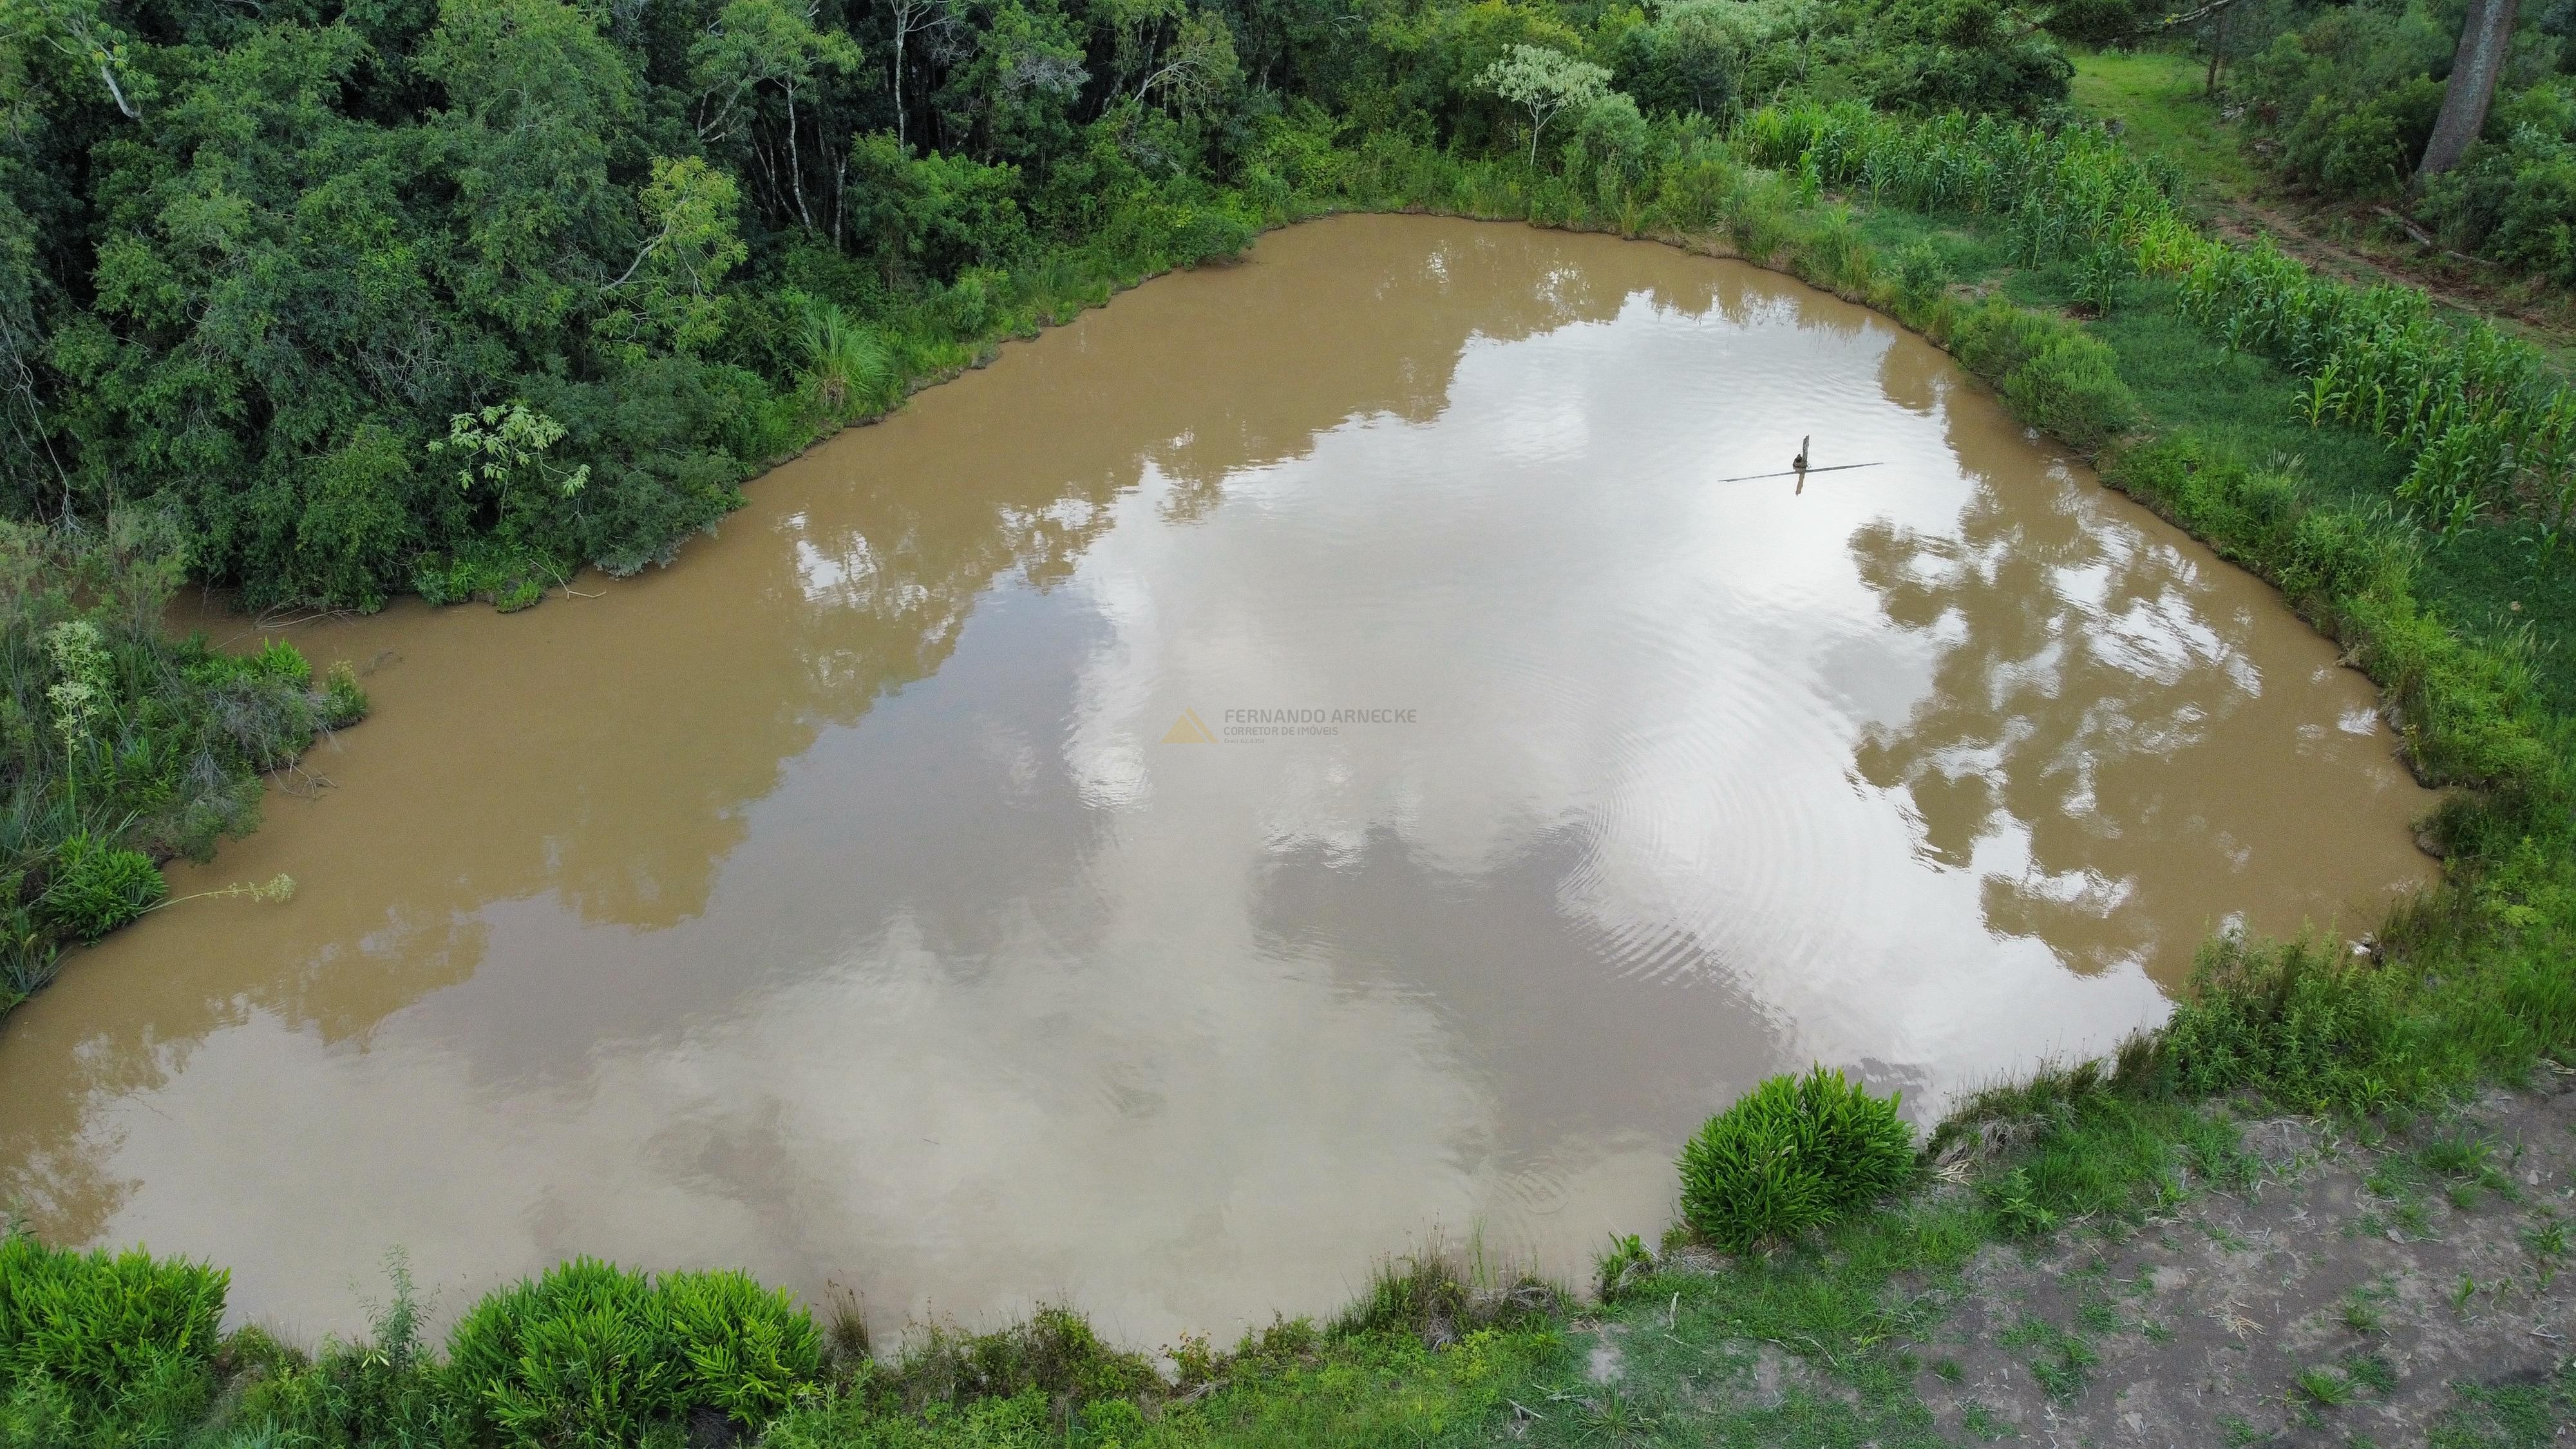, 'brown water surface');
0,216,2437,1345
